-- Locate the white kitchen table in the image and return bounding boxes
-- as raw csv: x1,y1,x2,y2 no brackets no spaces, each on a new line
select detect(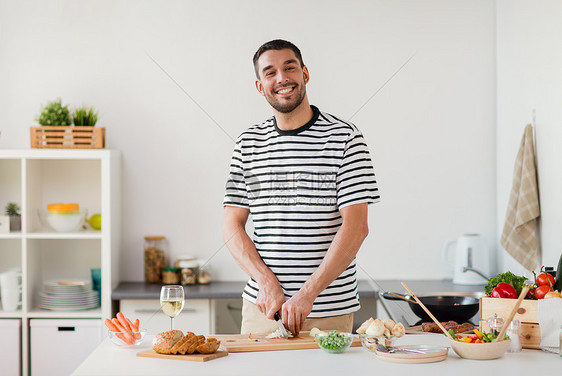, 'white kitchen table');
72,333,561,375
